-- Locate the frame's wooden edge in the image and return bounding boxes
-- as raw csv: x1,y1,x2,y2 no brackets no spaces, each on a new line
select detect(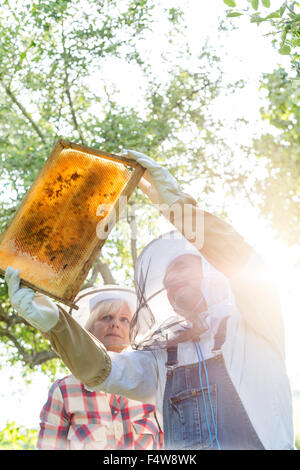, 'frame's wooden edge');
58,139,141,169
0,268,79,310
118,164,145,202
